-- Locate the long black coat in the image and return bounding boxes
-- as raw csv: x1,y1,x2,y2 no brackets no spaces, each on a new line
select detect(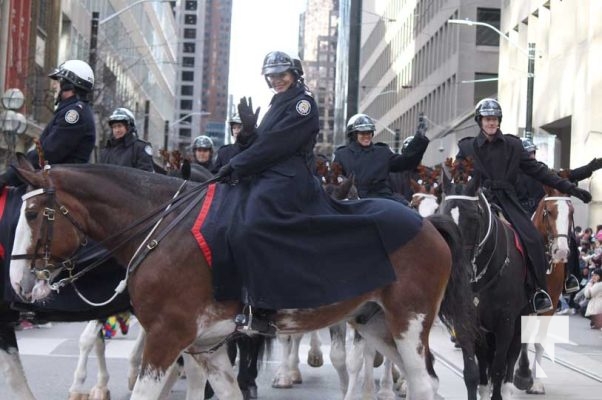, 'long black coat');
201,85,422,309
99,132,154,172
27,96,95,167
333,136,429,199
457,131,576,289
